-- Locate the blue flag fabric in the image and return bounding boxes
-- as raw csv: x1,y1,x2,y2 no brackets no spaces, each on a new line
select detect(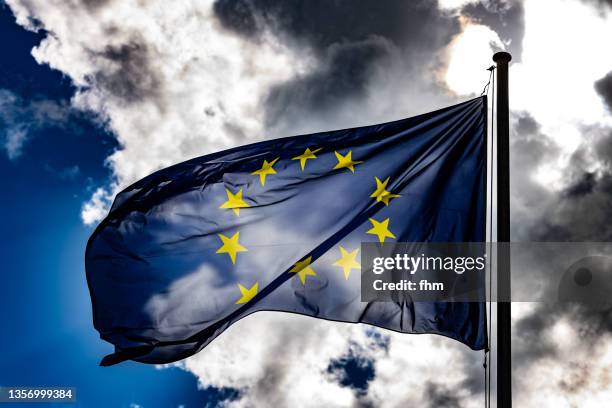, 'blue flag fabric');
86,97,487,365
